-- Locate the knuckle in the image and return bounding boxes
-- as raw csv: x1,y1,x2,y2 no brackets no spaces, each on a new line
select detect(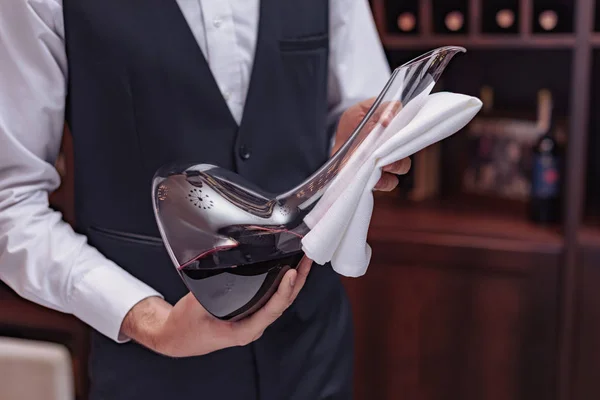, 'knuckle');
269,308,284,320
